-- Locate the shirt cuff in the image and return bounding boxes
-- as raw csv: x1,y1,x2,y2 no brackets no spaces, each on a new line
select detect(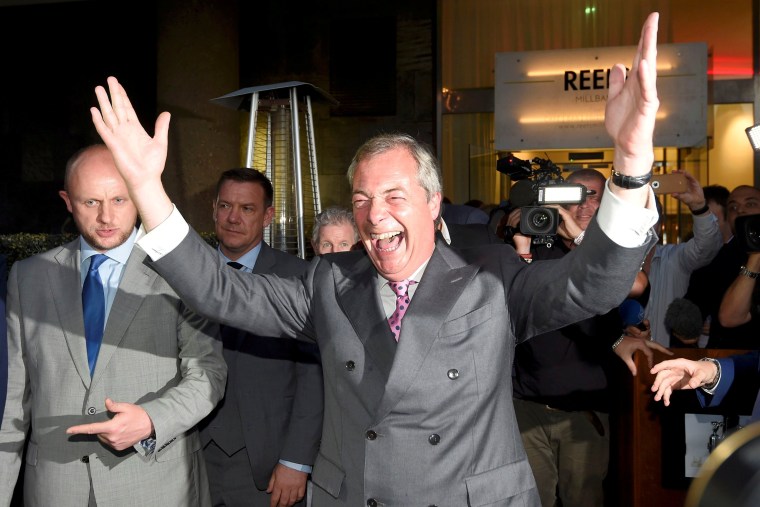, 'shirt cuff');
595,180,659,248
700,358,723,395
279,459,313,474
135,205,189,261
